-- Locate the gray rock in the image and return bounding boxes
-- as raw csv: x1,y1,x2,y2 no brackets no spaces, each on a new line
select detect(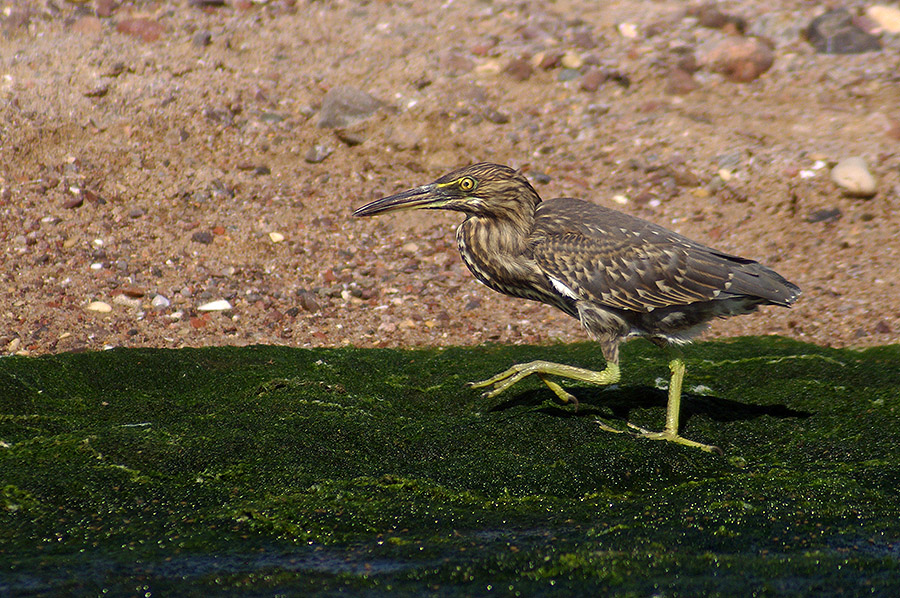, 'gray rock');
807,9,881,54
317,86,383,129
304,144,333,164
